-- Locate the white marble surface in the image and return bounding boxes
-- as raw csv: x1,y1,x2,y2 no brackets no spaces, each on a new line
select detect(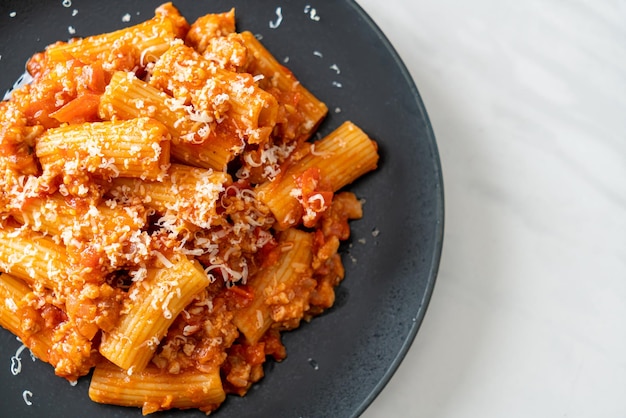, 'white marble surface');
356,1,626,417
